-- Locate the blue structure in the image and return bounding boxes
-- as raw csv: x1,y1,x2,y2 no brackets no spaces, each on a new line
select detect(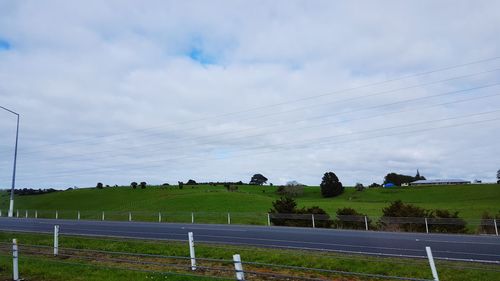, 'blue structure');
383,182,395,188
